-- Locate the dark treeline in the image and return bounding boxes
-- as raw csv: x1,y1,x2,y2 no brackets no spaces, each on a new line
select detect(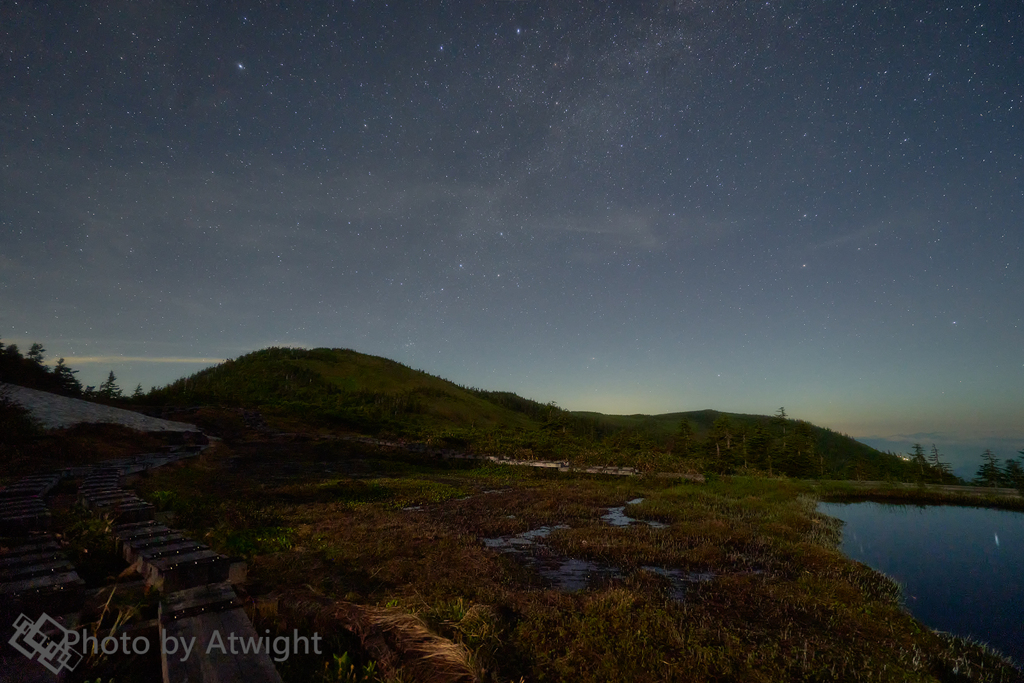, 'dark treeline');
669,408,939,481
973,448,1024,491
0,338,83,395
0,336,142,400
